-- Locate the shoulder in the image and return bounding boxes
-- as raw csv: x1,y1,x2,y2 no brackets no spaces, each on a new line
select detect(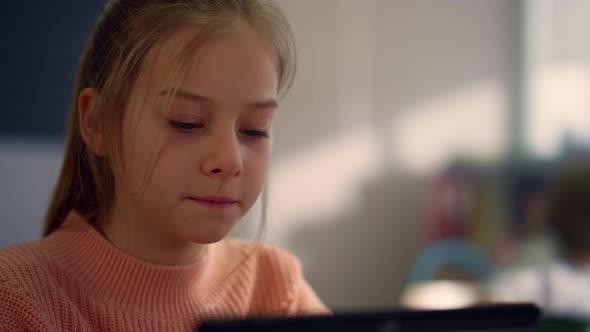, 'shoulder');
0,241,53,329
217,239,329,315
0,240,53,301
0,239,50,281
216,239,307,313
221,238,303,282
